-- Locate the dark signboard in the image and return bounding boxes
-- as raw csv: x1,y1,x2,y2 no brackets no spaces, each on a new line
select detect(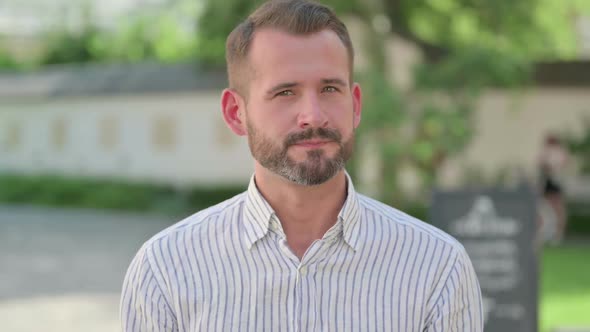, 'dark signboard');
430,185,538,332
